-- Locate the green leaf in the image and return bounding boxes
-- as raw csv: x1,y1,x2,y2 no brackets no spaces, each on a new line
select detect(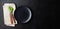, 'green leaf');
9,6,14,13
